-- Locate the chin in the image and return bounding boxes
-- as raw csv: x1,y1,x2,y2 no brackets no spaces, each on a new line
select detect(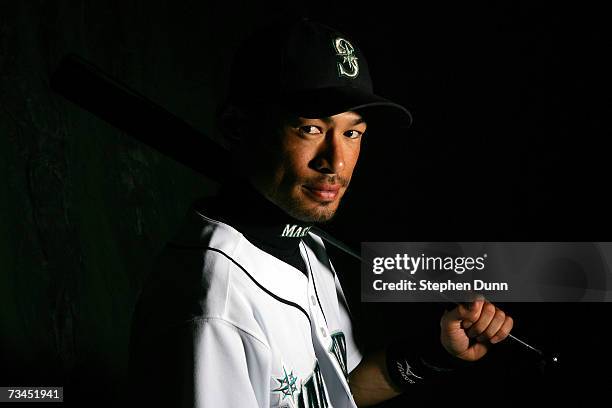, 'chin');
274,189,342,223
292,203,339,223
